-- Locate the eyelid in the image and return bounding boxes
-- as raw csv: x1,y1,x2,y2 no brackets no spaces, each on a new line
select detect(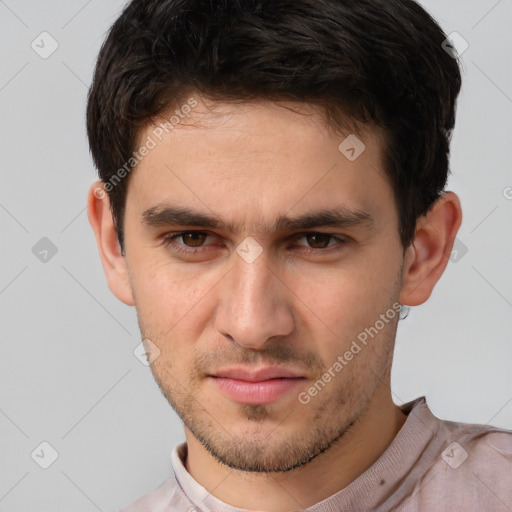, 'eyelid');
292,232,349,247
162,230,350,255
160,231,225,256
162,230,217,246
